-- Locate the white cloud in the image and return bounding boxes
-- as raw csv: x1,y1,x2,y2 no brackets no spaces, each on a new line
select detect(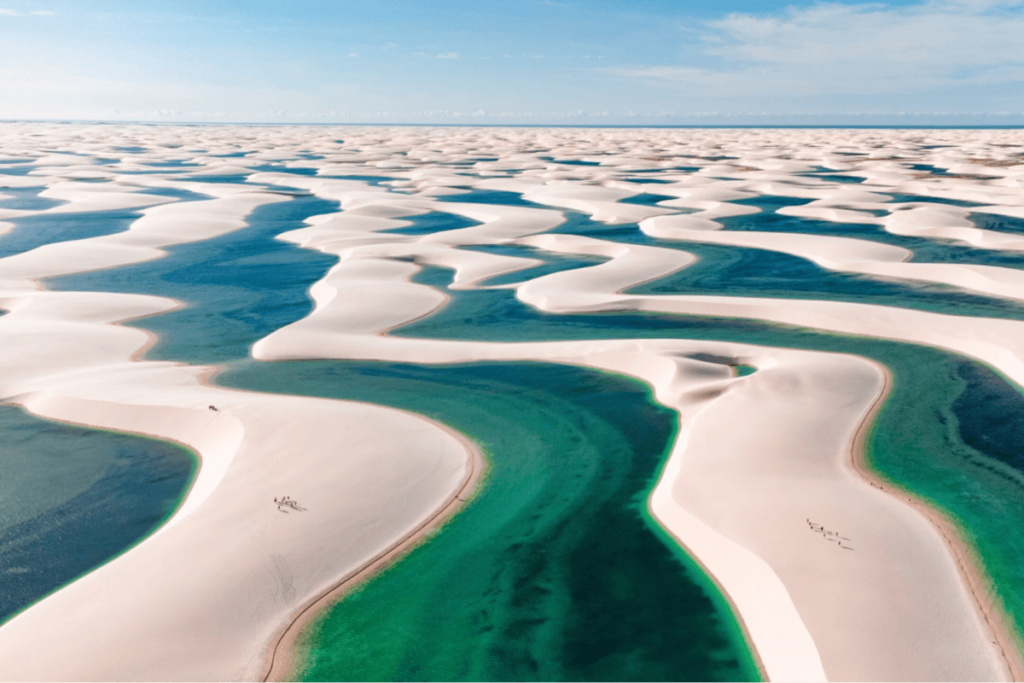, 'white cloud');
610,0,1024,98
0,8,56,16
414,51,460,59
